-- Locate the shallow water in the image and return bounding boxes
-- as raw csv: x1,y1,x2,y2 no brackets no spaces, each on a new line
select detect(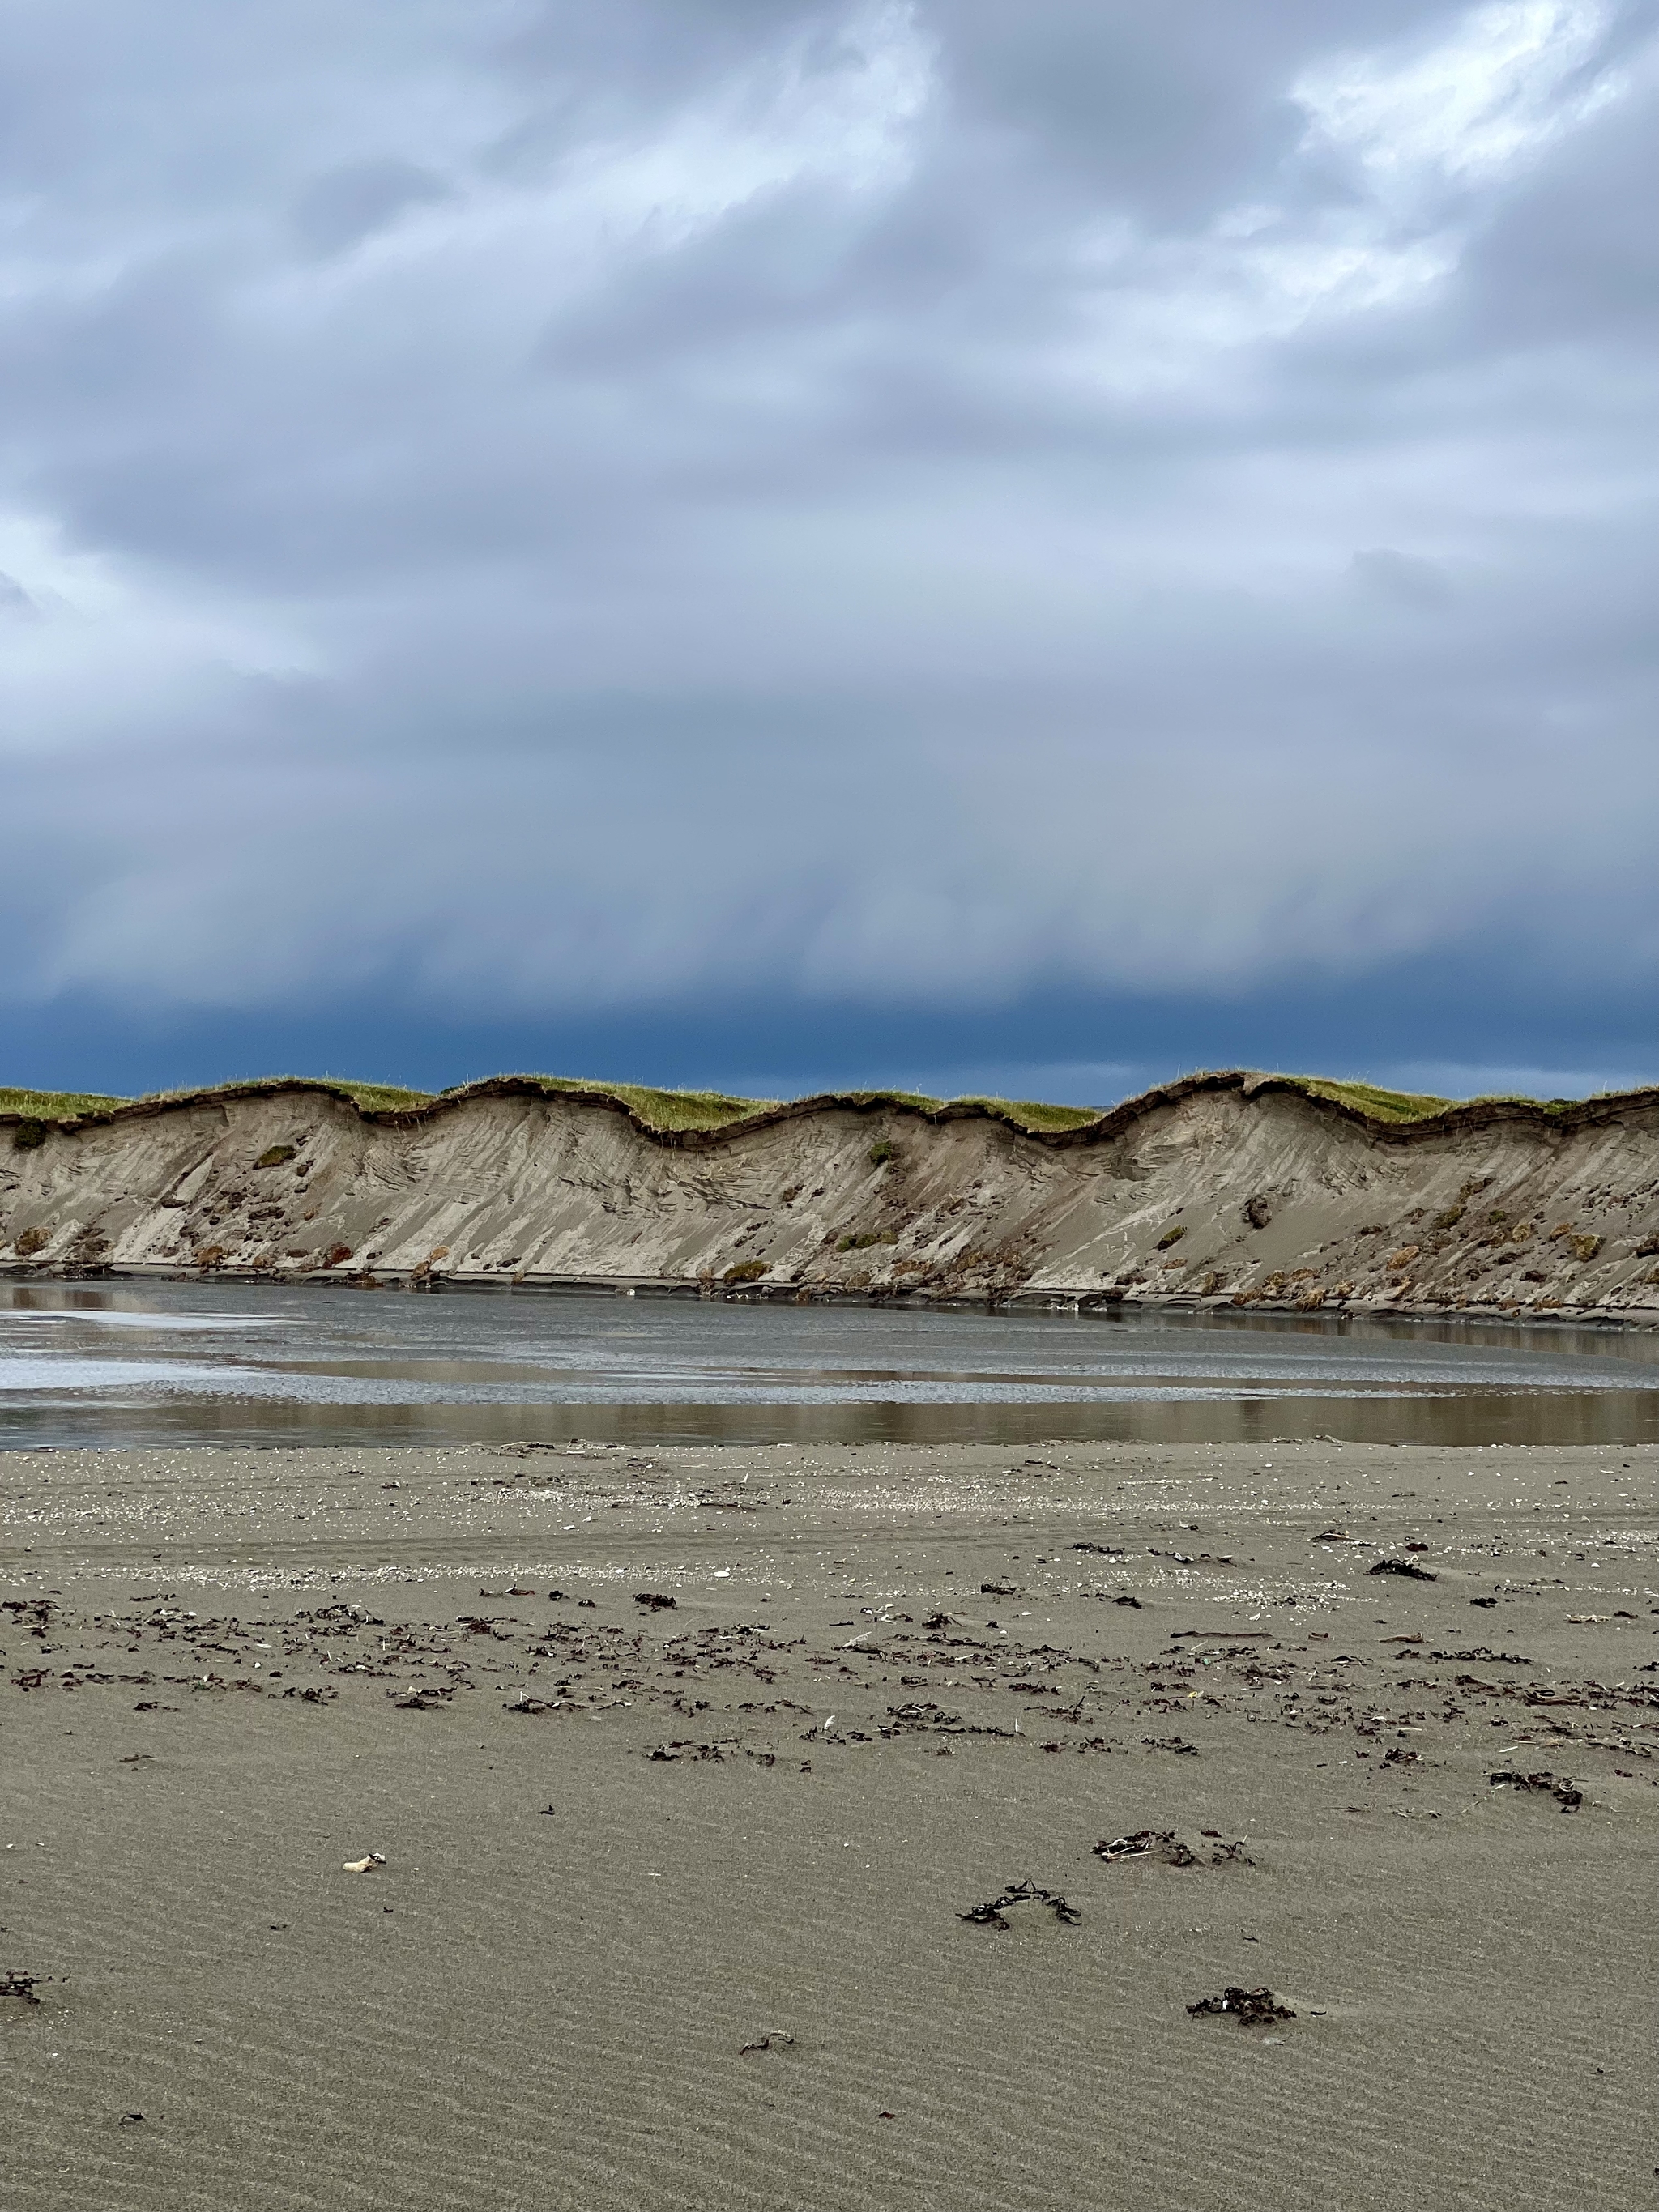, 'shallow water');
2,1278,1656,1447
